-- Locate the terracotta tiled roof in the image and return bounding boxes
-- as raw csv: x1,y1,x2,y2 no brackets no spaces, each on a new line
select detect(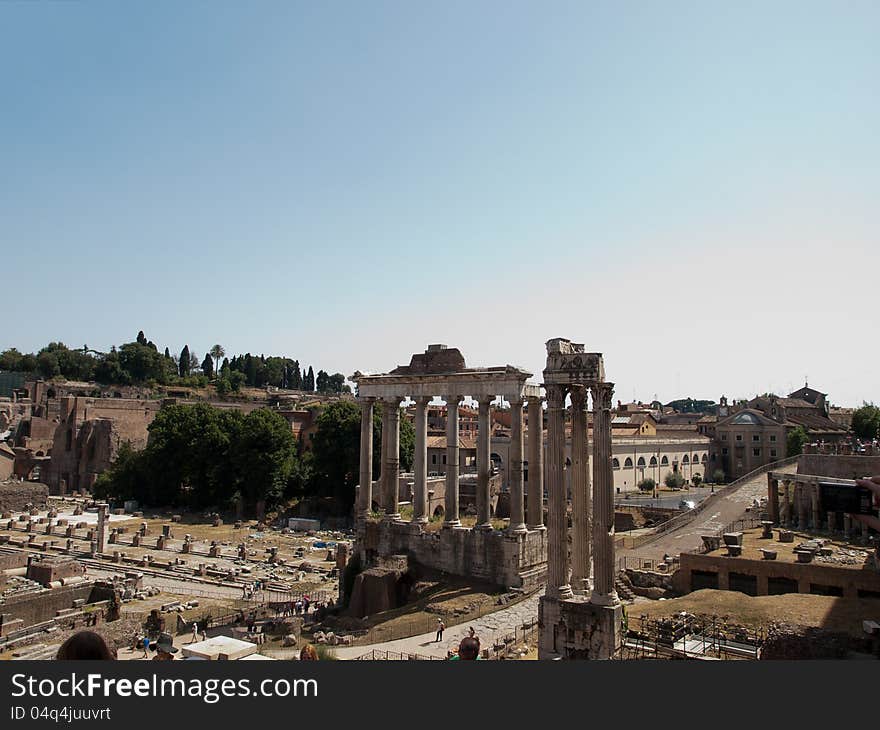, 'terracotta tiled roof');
784,413,848,433
426,435,477,450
